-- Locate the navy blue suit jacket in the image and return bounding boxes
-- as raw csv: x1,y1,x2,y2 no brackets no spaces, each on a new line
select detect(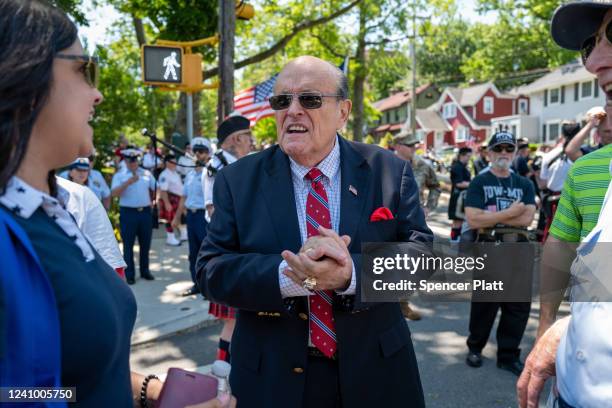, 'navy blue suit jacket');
197,136,433,407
